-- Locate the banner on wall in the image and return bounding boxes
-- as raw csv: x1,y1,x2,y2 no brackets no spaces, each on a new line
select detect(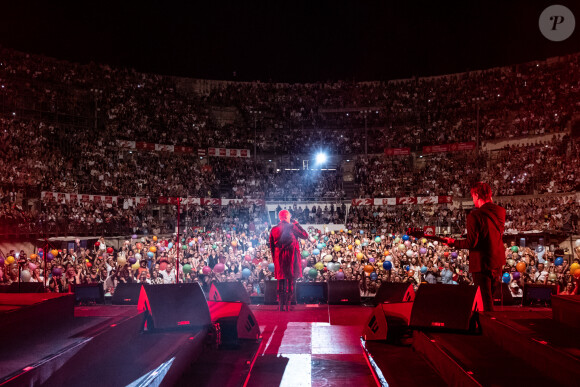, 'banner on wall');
208,147,251,158
42,192,265,207
116,140,194,154
384,147,411,156
174,145,194,153
43,191,448,208
373,198,396,205
116,140,136,149
422,141,476,154
42,192,154,206
351,198,374,206
135,142,156,151
352,196,453,206
221,198,266,206
423,226,436,236
155,144,175,152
